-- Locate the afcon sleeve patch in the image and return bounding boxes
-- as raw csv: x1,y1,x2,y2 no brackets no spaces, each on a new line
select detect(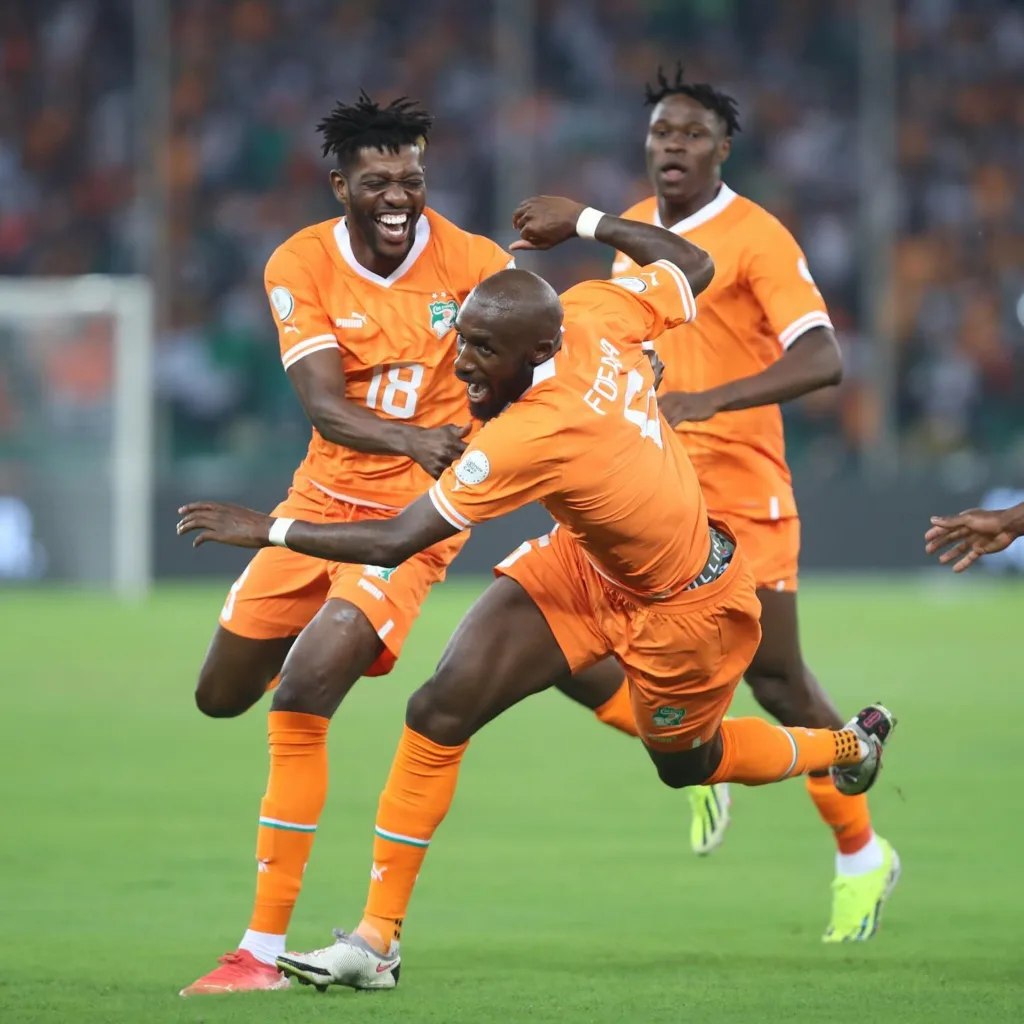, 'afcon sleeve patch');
613,277,648,294
454,449,490,486
270,286,295,321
